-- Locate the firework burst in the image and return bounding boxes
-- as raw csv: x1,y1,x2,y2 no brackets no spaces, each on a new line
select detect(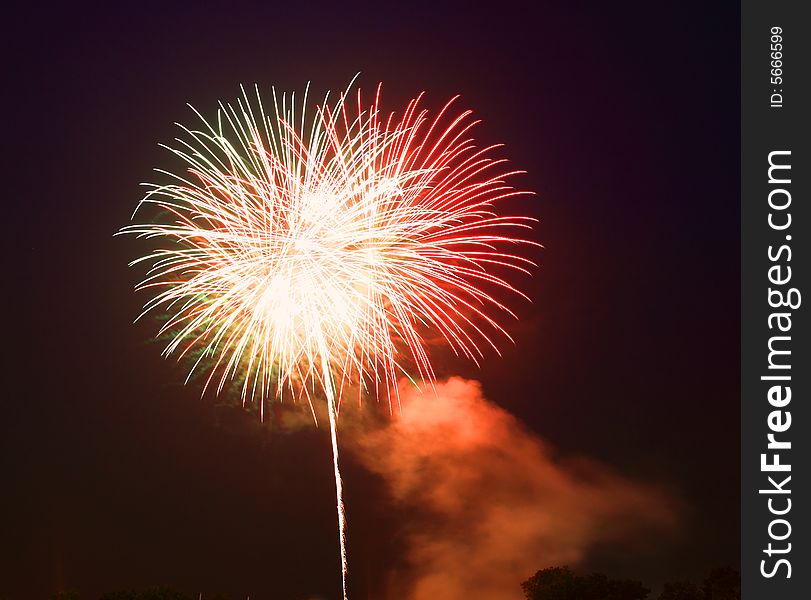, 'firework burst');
121,81,536,599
